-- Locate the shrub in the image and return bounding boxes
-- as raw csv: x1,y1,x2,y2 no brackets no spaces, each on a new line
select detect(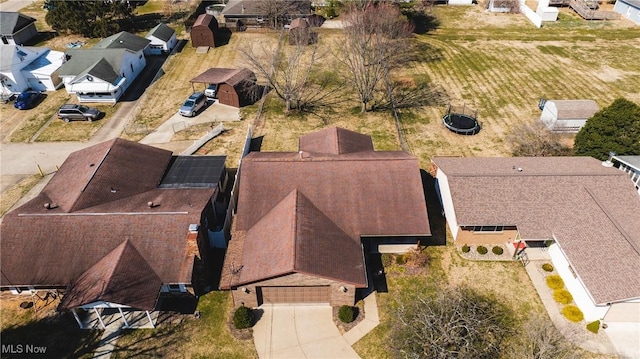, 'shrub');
562,305,584,322
233,306,254,329
542,263,554,272
461,245,470,253
396,255,407,265
553,289,573,304
338,305,355,323
587,320,600,334
491,246,504,255
381,254,393,267
477,246,488,255
546,275,564,290
406,247,430,267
